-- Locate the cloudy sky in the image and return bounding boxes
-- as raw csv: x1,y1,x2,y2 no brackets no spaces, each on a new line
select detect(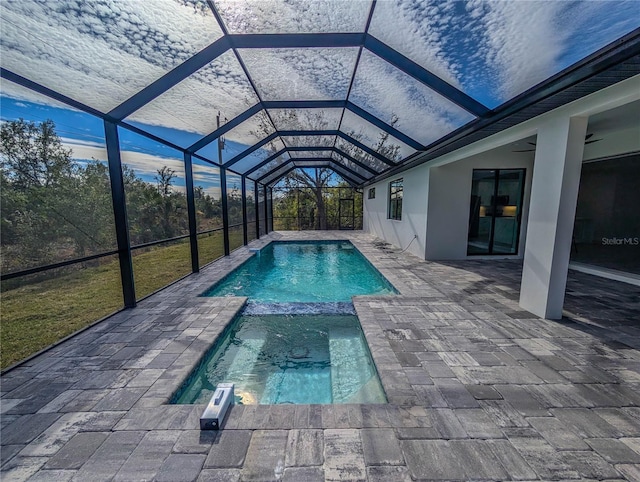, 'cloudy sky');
1,0,637,181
